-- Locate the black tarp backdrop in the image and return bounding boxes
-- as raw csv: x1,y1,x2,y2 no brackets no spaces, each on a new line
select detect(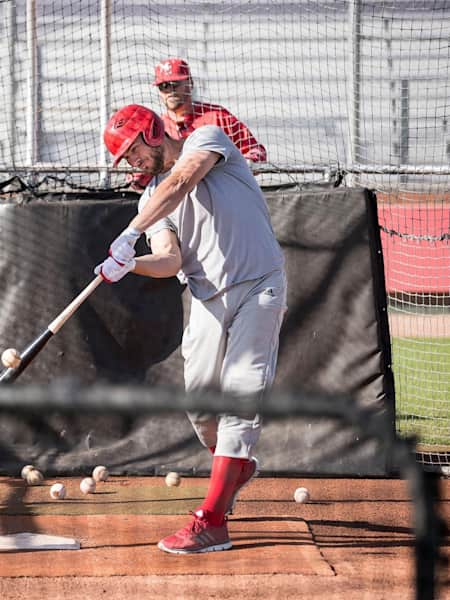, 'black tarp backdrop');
0,187,395,475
